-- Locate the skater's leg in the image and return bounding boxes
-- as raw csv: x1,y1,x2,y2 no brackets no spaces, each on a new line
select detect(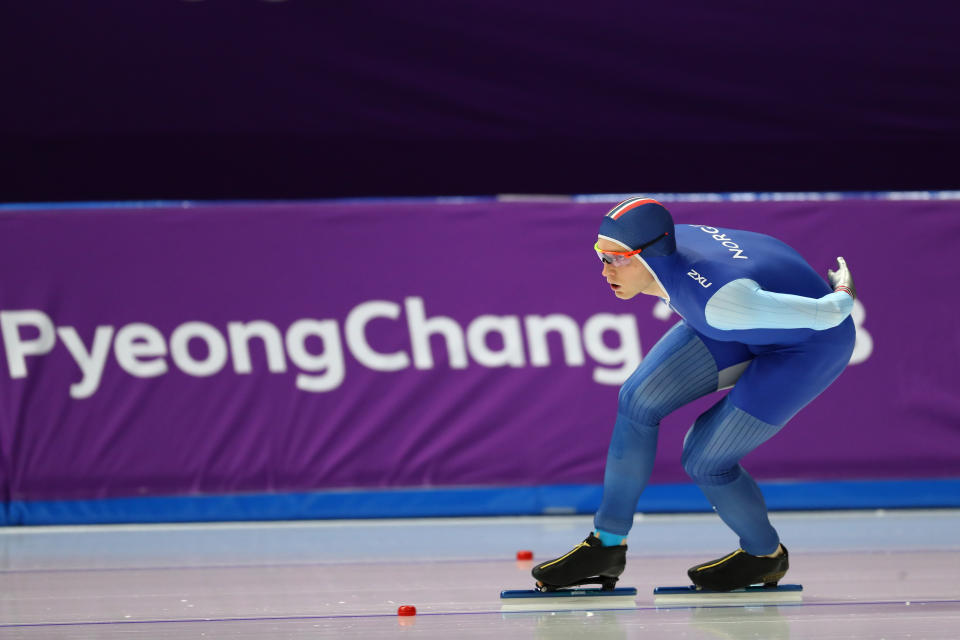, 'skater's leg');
533,323,752,591
681,328,857,590
594,322,751,536
681,398,792,590
681,397,784,554
682,327,856,555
